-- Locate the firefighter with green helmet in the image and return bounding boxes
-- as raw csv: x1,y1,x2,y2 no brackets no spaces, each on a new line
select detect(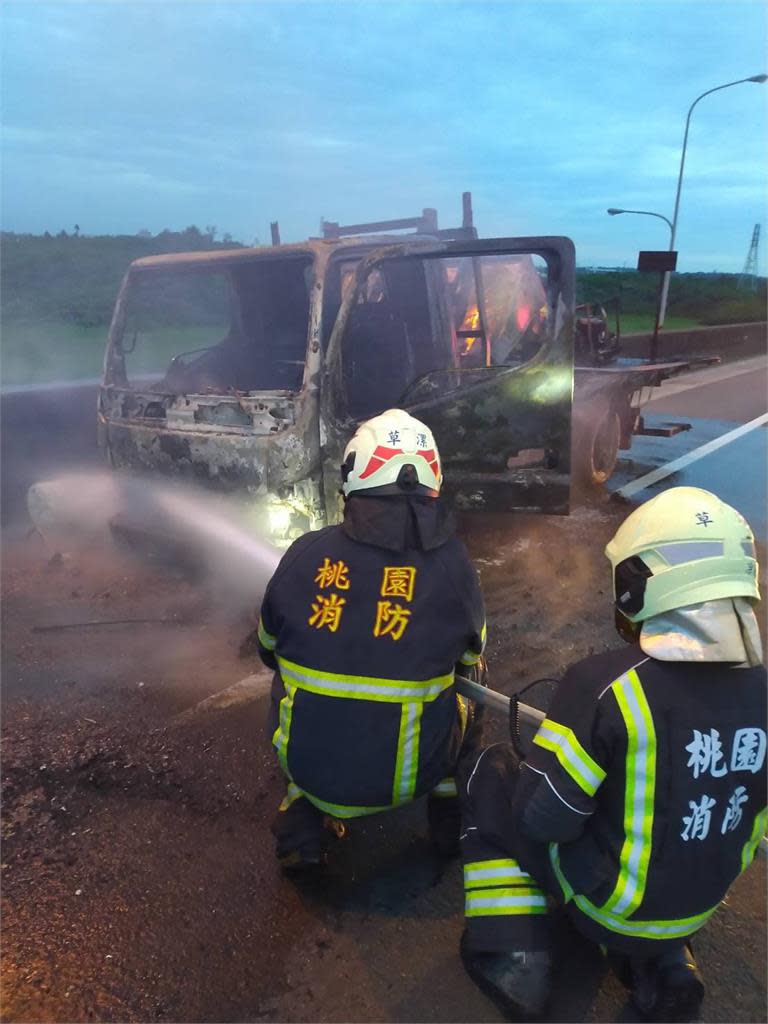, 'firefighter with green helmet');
256,409,486,869
459,486,765,1021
